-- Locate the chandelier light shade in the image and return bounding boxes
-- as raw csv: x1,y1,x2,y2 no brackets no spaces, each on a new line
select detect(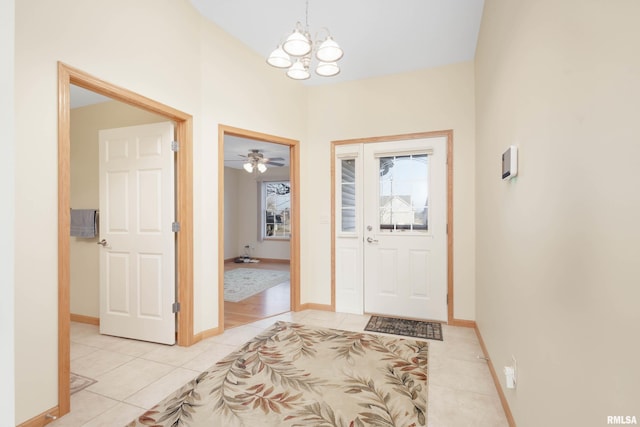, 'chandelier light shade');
267,0,343,80
316,36,343,62
282,26,312,57
315,61,340,77
287,59,311,80
266,45,292,68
